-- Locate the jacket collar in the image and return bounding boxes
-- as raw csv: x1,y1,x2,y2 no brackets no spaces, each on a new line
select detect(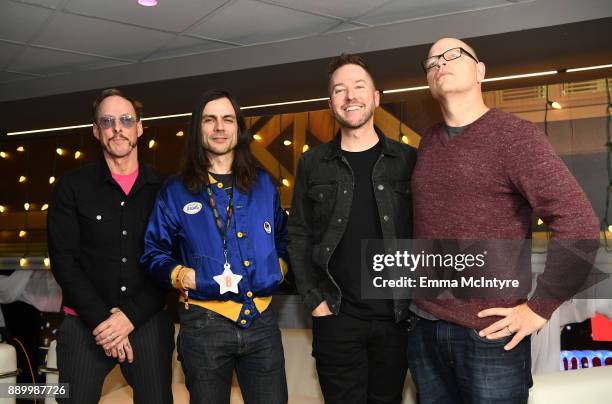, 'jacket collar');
323,125,400,160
